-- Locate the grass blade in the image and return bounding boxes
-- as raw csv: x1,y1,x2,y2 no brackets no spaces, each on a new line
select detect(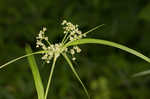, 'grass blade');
65,38,150,63
25,45,44,99
0,50,45,69
62,53,90,99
